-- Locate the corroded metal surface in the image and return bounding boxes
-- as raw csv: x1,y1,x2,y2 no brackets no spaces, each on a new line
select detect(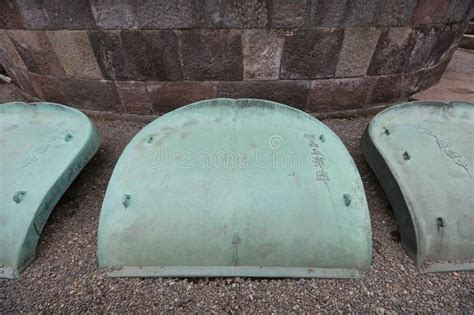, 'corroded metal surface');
0,102,100,278
363,101,474,271
98,98,371,278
